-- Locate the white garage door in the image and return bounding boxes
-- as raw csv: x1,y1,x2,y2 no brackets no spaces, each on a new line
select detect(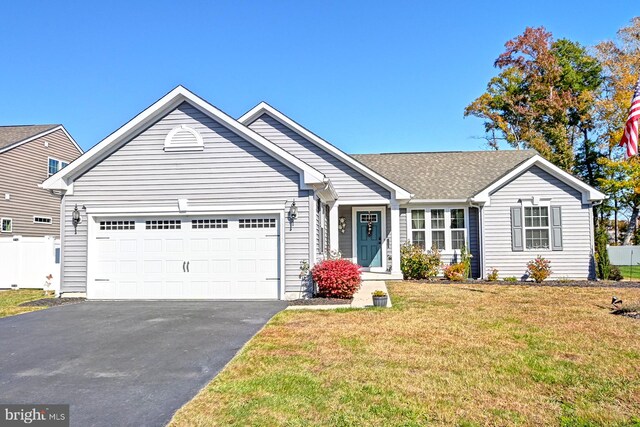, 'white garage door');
90,215,280,300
